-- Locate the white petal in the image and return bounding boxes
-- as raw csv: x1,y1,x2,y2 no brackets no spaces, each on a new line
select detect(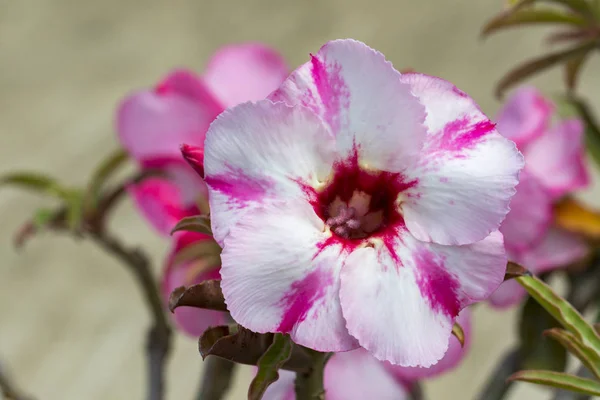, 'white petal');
399,73,524,245
339,228,506,366
204,100,337,245
270,39,427,171
220,200,358,352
